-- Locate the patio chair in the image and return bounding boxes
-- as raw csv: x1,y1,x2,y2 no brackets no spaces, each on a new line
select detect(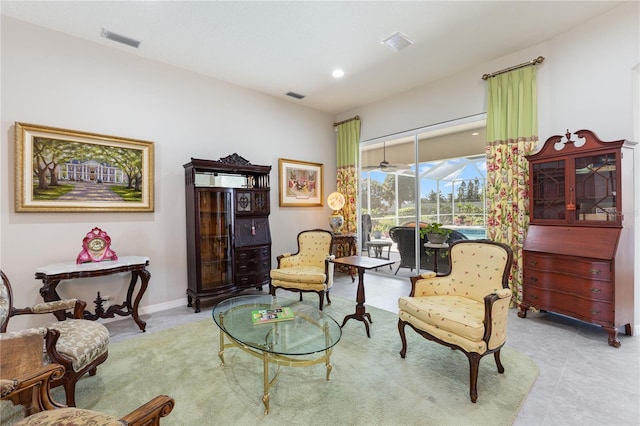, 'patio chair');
389,226,467,275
